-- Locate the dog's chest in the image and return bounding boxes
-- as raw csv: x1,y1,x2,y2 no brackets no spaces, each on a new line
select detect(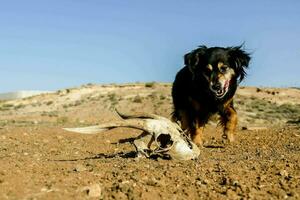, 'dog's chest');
188,96,218,113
